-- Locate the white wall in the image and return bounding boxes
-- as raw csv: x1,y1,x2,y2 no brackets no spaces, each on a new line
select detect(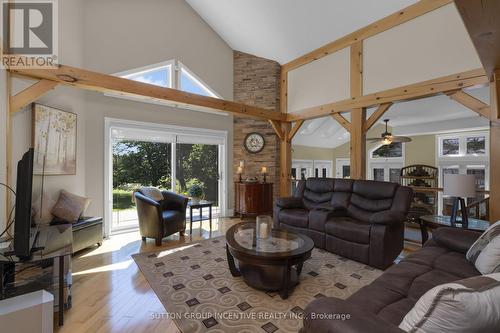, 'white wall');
285,3,482,113
83,0,233,99
8,0,235,230
288,48,350,113
0,70,7,232
10,0,87,215
363,3,482,94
